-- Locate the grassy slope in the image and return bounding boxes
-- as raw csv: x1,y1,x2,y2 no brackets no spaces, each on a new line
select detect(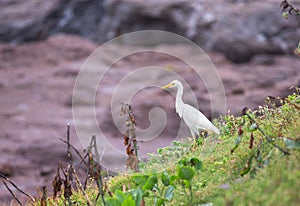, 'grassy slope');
33,92,299,206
